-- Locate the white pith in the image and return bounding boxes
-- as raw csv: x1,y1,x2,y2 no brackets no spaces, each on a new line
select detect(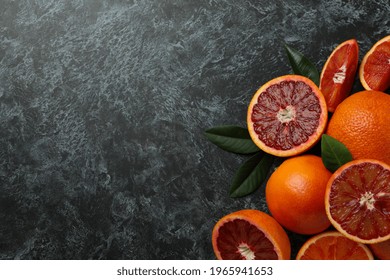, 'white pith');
359,191,376,210
377,192,387,197
277,105,296,123
237,243,255,260
333,64,347,84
